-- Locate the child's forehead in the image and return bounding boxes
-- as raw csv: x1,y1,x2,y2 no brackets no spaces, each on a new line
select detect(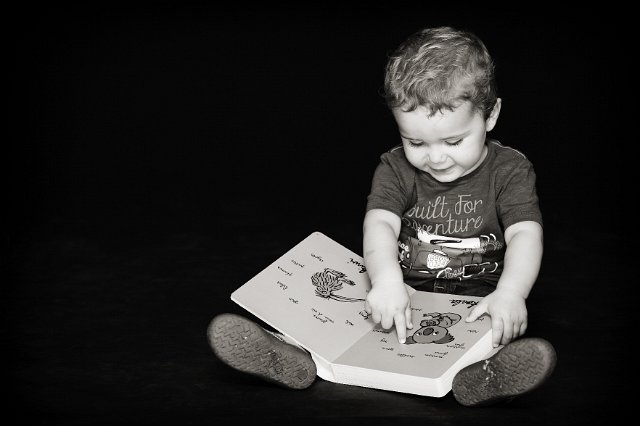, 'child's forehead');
391,102,488,142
